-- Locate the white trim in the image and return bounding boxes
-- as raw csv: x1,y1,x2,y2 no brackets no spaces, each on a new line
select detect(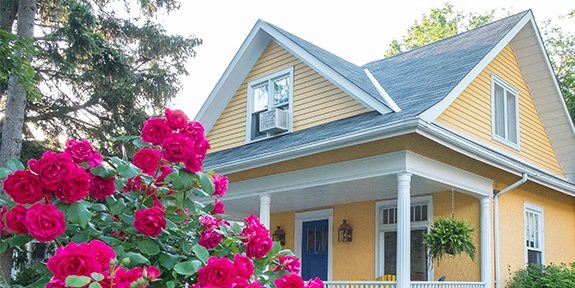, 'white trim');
246,66,294,143
524,202,544,266
294,209,333,280
419,12,532,122
375,196,433,280
491,74,520,150
364,68,401,112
